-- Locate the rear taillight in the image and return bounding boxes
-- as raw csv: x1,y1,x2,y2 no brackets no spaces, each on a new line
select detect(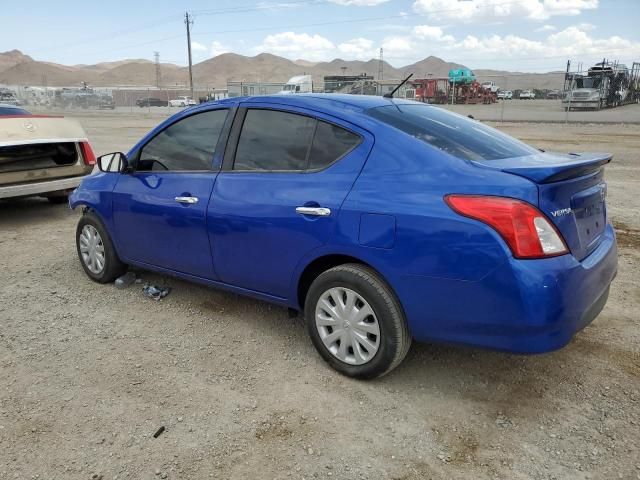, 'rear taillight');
445,195,568,259
79,141,96,166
